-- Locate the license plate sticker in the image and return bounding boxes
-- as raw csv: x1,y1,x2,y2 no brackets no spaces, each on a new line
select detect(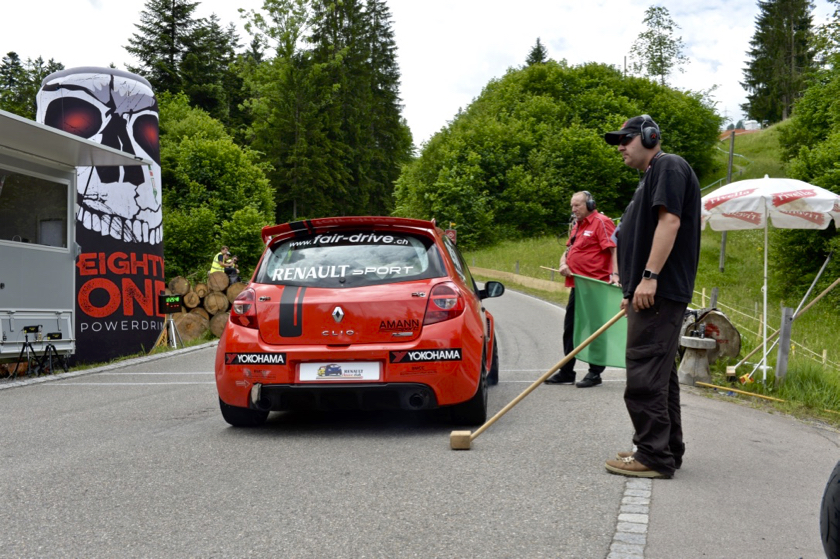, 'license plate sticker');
299,361,381,381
